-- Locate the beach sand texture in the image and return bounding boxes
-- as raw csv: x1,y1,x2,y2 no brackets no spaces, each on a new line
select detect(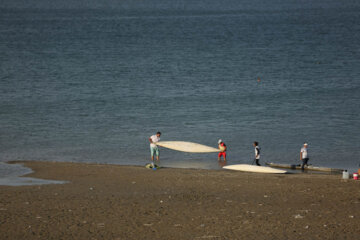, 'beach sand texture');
0,161,359,240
